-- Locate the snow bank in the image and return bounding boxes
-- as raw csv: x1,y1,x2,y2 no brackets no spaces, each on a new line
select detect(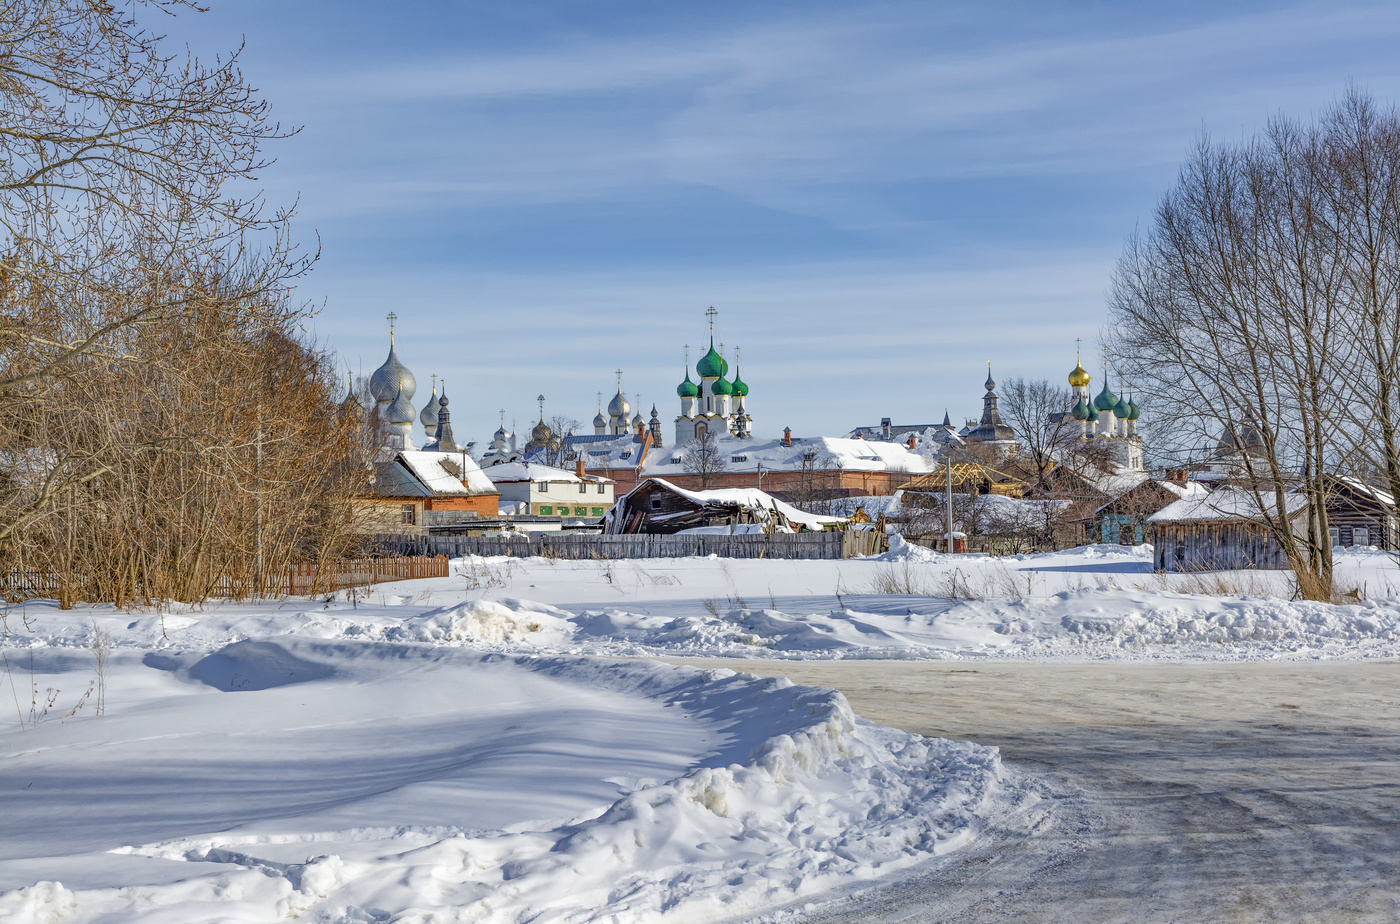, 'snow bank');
0,649,1000,923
